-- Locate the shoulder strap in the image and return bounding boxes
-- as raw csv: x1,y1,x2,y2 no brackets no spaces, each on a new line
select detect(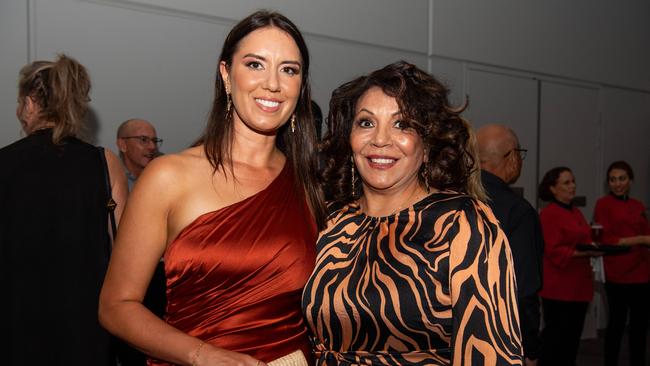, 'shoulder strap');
97,147,118,242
